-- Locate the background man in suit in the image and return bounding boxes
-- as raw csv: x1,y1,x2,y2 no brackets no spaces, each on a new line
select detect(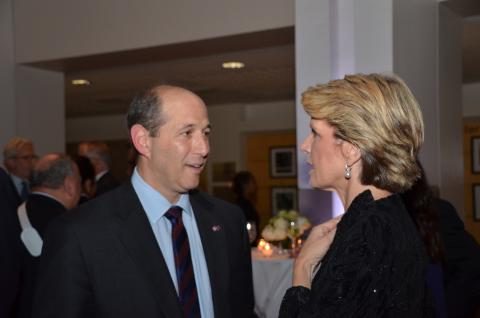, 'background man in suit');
0,167,22,318
33,85,254,318
82,141,119,196
3,137,37,202
17,153,81,318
